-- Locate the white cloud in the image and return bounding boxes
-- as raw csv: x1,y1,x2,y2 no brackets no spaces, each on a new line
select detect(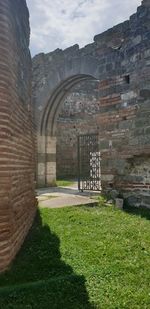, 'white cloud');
26,0,142,56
